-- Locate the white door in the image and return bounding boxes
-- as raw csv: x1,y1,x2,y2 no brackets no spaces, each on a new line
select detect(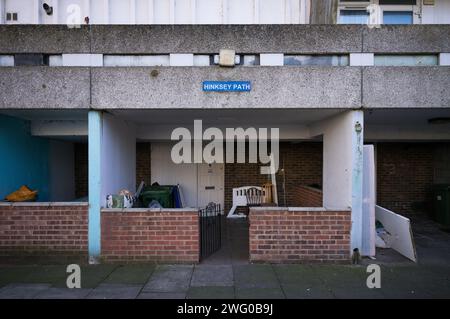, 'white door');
197,163,224,210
